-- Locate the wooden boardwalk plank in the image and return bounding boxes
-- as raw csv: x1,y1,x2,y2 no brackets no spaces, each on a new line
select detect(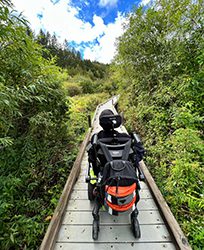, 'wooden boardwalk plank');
55,242,176,250
56,224,171,243
62,210,164,225
70,189,152,200
66,198,158,211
